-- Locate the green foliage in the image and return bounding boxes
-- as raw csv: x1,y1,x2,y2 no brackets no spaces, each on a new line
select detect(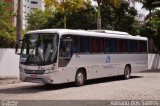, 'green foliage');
150,10,160,33
44,0,89,28
140,10,160,38
47,12,64,28
139,10,160,52
96,0,122,29
66,4,97,29
0,30,16,48
27,1,138,34
27,4,97,29
141,0,160,20
0,1,13,22
27,9,54,30
100,1,138,35
0,0,16,48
